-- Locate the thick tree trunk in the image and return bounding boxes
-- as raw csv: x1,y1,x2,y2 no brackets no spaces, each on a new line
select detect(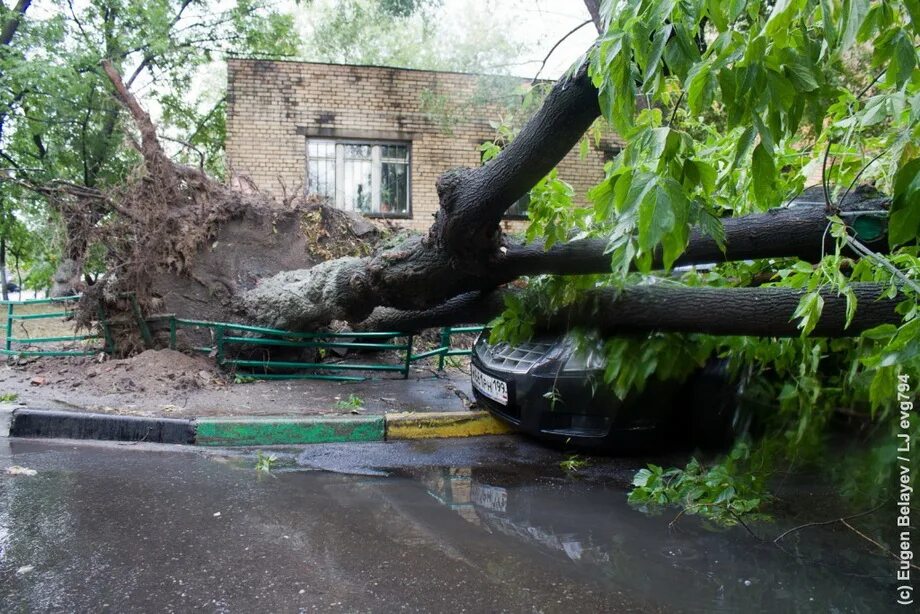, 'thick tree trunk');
251,188,889,332
362,283,902,338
